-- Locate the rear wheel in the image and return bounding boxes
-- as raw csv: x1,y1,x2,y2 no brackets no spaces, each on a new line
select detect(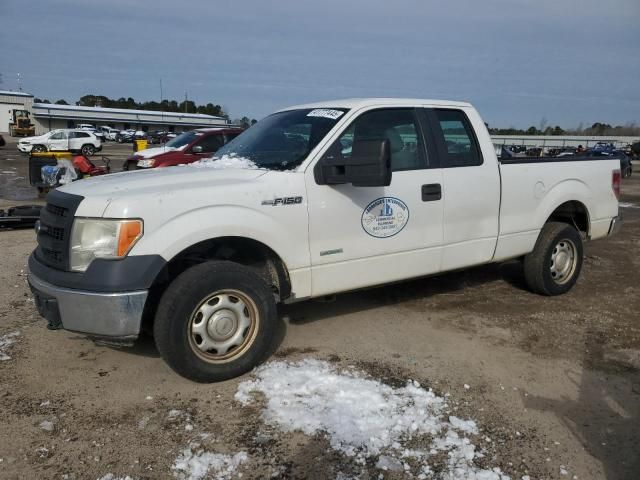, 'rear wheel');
524,222,583,296
81,144,96,156
153,261,277,382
